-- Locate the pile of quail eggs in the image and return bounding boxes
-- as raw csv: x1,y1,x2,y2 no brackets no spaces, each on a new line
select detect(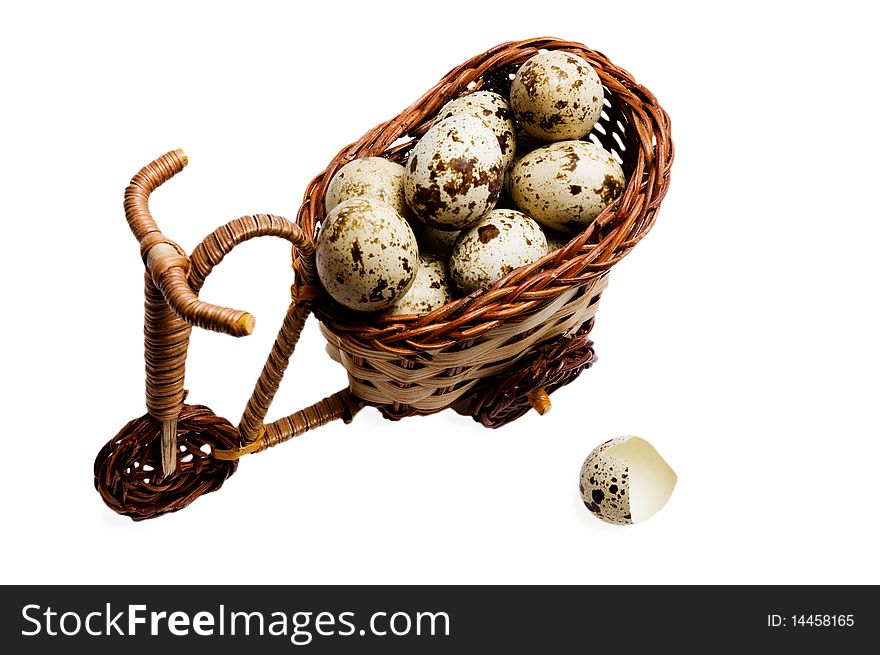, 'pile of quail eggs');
316,50,626,315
